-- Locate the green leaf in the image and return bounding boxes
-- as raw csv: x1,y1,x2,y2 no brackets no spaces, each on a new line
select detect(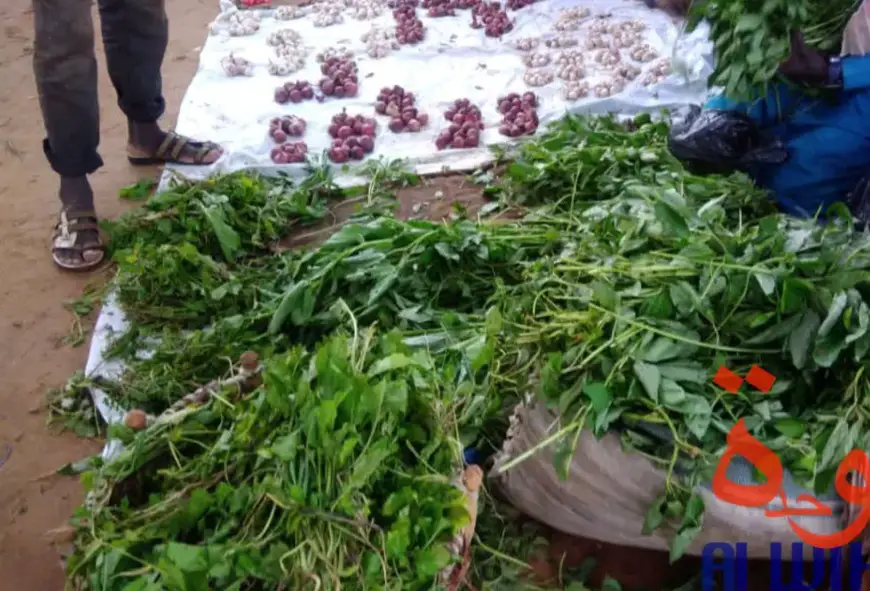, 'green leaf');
670,525,700,563
200,205,240,262
415,546,452,578
642,495,666,534
368,270,399,306
268,280,308,334
819,292,848,337
654,202,690,238
745,314,802,345
347,440,393,492
789,310,820,369
753,267,776,296
774,418,806,439
270,433,298,461
633,361,661,402
735,14,762,31
367,353,423,377
582,381,611,411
